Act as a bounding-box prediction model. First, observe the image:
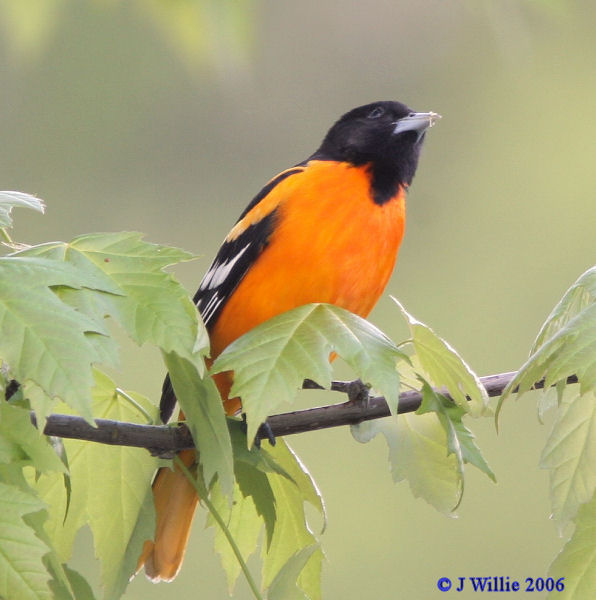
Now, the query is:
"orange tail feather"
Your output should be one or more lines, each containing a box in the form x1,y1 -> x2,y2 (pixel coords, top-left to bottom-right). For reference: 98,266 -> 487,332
136,449 -> 199,582
137,374 -> 239,582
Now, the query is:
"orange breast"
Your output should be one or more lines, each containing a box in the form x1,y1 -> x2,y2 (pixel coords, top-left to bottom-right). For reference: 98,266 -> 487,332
210,160 -> 406,361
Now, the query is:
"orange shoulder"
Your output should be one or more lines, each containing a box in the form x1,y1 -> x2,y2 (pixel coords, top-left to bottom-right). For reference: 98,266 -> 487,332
227,166 -> 306,241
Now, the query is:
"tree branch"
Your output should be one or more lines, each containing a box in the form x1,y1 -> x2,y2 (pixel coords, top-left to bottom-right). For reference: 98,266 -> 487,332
35,371 -> 578,452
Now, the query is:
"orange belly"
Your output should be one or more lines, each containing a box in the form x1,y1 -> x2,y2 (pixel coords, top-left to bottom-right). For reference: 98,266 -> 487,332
211,160 -> 406,363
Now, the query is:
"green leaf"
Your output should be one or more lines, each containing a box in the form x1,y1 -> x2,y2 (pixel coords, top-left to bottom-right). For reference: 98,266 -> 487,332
208,422 -> 313,594
548,492 -> 596,599
29,510 -> 79,600
378,413 -> 462,514
236,461 -> 277,544
0,190 -> 45,228
49,565 -> 97,600
350,419 -> 382,444
537,385 -> 563,424
268,544 -> 320,600
500,303 -> 596,416
0,403 -> 66,473
499,267 -> 596,415
208,476 -> 264,593
163,352 -> 234,496
228,420 -> 293,481
540,391 -> 596,529
0,463 -> 66,588
213,303 -> 404,442
0,480 -> 52,600
262,440 -> 324,600
273,442 -> 325,523
30,370 -> 159,598
418,380 -> 496,485
18,232 -> 208,370
229,423 -> 285,543
393,298 -> 488,416
22,381 -> 60,432
0,256 -> 114,421
534,266 -> 596,351
104,485 -> 156,600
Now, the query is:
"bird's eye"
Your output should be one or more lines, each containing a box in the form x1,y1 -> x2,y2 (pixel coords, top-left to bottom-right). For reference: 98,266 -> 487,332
367,106 -> 385,119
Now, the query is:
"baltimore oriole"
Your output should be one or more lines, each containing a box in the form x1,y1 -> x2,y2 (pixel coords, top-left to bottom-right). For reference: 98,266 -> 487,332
137,101 -> 440,581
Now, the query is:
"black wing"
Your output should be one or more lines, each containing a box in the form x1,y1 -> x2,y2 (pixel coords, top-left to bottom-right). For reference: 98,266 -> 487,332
159,166 -> 304,423
196,165 -> 305,330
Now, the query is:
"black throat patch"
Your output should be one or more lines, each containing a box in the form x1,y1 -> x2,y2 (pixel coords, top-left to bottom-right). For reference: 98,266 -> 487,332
370,163 -> 404,205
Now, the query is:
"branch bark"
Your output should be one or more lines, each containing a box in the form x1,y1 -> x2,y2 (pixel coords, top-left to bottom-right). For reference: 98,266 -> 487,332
35,371 -> 578,452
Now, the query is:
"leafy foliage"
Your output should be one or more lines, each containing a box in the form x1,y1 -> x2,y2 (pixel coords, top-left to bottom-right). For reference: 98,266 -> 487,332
540,391 -> 596,530
0,232 -> 207,429
0,403 -> 66,473
0,256 -> 115,423
260,440 -> 324,599
163,351 -> 234,496
496,265 -> 596,600
268,545 -> 321,600
418,382 -> 496,484
393,297 -> 489,416
49,565 -> 98,600
0,403 -> 76,600
208,429 -> 324,598
213,303 -> 406,442
0,210 -> 210,599
534,266 -> 596,351
352,301 -> 493,513
500,266 -> 596,410
0,190 -> 45,228
378,411 -> 462,513
0,481 -> 53,600
548,492 -> 596,600
17,232 -> 207,370
209,420 -> 289,587
30,370 -> 159,600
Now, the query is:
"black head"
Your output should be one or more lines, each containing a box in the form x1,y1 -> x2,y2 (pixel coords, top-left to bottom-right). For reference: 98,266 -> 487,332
314,101 -> 440,202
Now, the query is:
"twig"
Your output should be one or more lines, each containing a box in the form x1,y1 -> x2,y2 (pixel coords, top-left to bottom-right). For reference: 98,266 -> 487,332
33,372 -> 579,451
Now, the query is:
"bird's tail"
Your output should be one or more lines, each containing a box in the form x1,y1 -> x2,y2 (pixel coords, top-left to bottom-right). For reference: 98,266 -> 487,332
136,371 -> 239,581
136,449 -> 199,582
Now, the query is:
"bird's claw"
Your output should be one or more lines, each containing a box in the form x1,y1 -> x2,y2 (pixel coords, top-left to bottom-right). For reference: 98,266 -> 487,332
241,413 -> 276,448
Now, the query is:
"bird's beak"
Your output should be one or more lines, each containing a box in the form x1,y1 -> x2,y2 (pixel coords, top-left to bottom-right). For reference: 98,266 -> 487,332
393,112 -> 441,138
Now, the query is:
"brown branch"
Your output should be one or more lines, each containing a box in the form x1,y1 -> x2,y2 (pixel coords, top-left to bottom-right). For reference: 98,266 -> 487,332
35,372 -> 579,452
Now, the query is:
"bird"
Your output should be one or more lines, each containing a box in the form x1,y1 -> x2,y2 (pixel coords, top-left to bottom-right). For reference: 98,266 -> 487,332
136,100 -> 440,581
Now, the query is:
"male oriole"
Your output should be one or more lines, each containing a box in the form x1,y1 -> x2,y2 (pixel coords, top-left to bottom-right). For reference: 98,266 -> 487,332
137,101 -> 440,581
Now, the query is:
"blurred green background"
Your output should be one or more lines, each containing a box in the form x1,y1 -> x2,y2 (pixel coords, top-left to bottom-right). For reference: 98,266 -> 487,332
1,0 -> 595,598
